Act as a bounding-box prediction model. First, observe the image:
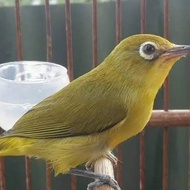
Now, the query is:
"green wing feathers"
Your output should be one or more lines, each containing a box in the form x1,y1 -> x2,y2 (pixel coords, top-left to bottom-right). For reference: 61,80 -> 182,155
4,72 -> 128,139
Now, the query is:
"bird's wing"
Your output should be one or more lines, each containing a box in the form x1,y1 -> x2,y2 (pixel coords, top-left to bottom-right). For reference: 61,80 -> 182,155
4,79 -> 127,139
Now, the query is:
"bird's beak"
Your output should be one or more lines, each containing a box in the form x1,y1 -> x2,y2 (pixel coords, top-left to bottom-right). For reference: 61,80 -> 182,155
162,45 -> 190,58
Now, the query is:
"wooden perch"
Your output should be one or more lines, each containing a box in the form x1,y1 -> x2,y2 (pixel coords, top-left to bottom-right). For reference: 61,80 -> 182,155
93,157 -> 116,190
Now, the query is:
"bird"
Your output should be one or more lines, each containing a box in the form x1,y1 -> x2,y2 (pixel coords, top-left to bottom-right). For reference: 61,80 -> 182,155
0,34 -> 190,190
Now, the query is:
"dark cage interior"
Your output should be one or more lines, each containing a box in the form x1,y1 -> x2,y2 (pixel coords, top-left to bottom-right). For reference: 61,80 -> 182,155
0,0 -> 190,190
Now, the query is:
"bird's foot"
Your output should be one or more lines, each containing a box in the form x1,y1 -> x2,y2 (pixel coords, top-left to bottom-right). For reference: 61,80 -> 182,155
85,160 -> 94,171
85,152 -> 118,171
68,169 -> 121,190
87,175 -> 120,190
105,151 -> 118,168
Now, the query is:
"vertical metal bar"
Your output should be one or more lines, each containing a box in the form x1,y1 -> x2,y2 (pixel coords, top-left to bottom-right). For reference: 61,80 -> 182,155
188,129 -> 190,190
0,157 -> 5,190
162,129 -> 169,190
139,131 -> 145,190
141,0 -> 146,34
0,128 -> 5,190
25,157 -> 32,190
140,1 -> 146,190
15,1 -> 32,190
115,0 -> 122,187
45,0 -> 53,62
65,0 -> 74,81
45,165 -> 51,190
163,0 -> 169,110
188,58 -> 190,190
116,0 -> 122,44
15,0 -> 23,61
92,0 -> 98,68
163,0 -> 169,190
44,1 -> 53,190
65,1 -> 76,189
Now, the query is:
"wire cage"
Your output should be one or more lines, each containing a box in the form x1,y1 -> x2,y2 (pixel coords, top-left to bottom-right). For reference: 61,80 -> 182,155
0,0 -> 190,190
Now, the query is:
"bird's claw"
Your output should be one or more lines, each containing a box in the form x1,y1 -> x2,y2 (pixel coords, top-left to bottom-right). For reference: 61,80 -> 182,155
85,152 -> 118,171
85,161 -> 94,171
105,151 -> 118,168
87,175 -> 121,190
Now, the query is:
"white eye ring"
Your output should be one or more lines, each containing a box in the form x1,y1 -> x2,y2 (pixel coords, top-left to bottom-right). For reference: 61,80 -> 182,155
139,41 -> 158,60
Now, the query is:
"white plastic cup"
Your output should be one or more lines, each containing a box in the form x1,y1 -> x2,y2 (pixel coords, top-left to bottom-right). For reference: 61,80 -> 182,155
0,61 -> 70,131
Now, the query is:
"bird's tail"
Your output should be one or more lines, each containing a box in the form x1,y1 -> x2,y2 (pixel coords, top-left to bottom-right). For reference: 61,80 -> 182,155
0,136 -> 34,156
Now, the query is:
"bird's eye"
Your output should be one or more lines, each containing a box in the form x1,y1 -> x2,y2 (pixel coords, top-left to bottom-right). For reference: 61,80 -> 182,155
139,41 -> 158,60
142,44 -> 156,55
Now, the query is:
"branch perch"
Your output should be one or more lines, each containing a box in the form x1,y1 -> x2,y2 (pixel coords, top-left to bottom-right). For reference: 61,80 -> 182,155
93,157 -> 116,190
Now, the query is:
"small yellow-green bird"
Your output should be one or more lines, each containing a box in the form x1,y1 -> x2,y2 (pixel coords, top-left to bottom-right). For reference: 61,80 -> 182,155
0,34 -> 190,190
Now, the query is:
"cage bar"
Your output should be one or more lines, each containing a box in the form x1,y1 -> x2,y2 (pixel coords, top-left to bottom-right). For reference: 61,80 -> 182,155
163,0 -> 170,189
45,164 -> 51,190
115,0 -> 123,187
65,1 -> 76,189
25,157 -> 32,190
149,110 -> 190,126
163,128 -> 169,190
15,0 -> 23,61
140,0 -> 146,34
0,123 -> 5,190
139,131 -> 145,190
18,33 -> 32,190
188,58 -> 190,190
163,0 -> 170,110
0,157 -> 5,190
92,0 -> 98,68
15,1 -> 32,190
45,0 -> 53,62
65,0 -> 74,81
44,1 -> 53,190
140,0 -> 146,190
115,0 -> 122,44
189,130 -> 190,190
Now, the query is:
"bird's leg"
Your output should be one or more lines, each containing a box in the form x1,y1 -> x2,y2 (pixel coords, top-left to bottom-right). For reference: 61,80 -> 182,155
85,151 -> 118,171
68,168 -> 121,190
105,151 -> 118,168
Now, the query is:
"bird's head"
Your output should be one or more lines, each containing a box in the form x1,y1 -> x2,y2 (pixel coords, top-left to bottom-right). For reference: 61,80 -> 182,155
118,34 -> 190,64
105,34 -> 190,95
